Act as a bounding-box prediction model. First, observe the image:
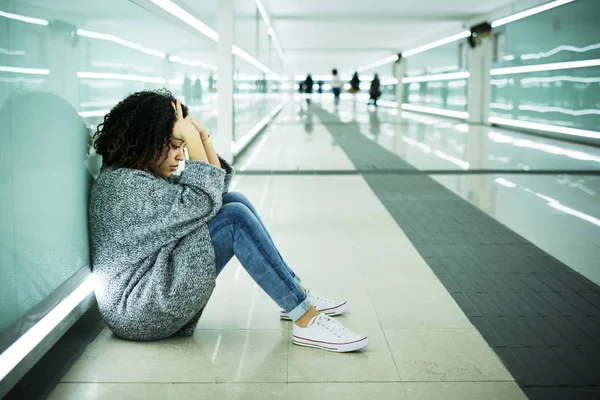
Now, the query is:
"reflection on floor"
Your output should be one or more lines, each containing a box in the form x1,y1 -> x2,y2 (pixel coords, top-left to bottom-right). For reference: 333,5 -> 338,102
51,97 -> 600,399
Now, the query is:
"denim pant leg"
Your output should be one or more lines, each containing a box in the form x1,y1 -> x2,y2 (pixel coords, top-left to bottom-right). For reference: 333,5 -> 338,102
221,192 -> 301,284
208,202 -> 312,321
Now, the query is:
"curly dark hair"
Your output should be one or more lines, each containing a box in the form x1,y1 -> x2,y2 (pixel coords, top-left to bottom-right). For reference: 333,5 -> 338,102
93,89 -> 188,169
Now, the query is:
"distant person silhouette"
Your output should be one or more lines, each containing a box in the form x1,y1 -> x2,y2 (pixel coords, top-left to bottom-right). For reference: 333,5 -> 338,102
331,69 -> 342,106
304,74 -> 313,104
369,73 -> 381,106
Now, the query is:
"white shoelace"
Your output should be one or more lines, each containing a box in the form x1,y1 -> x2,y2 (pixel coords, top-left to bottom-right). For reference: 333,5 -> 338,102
314,314 -> 348,339
307,289 -> 335,306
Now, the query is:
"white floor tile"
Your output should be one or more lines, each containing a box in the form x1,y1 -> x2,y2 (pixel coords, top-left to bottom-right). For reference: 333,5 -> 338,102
403,382 -> 527,400
287,329 -> 400,383
385,329 -> 514,382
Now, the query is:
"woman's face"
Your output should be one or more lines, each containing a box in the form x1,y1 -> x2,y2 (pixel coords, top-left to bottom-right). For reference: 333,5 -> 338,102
149,137 -> 185,178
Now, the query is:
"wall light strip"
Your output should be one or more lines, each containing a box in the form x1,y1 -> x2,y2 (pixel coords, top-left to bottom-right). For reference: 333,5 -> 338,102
495,178 -> 518,188
149,0 -> 219,42
0,77 -> 44,84
0,10 -> 48,26
402,103 -> 469,119
357,55 -> 399,72
402,71 -> 470,83
77,29 -> 166,58
491,59 -> 600,75
0,276 -> 95,382
489,116 -> 600,140
232,45 -> 269,73
149,0 -> 272,73
491,0 -> 574,28
78,110 -> 110,118
168,55 -> 217,71
77,71 -> 166,84
518,104 -> 600,116
521,43 -> 600,61
403,31 -> 471,58
0,66 -> 50,75
255,0 -> 284,61
232,99 -> 287,155
0,48 -> 26,56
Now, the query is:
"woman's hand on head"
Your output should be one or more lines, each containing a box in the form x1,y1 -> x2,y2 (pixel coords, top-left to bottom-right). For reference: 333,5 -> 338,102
171,99 -> 199,142
189,117 -> 210,141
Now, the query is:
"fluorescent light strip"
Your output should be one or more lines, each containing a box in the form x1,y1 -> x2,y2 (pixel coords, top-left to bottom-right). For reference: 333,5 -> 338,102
232,114 -> 271,155
357,55 -> 399,72
150,0 -> 272,73
0,76 -> 44,84
521,43 -> 600,61
518,104 -> 600,116
168,55 -> 216,71
270,33 -> 285,61
426,65 -> 460,74
495,178 -> 518,188
77,71 -> 166,84
0,48 -> 26,56
491,0 -> 574,28
433,149 -> 470,170
488,131 -> 600,163
0,10 -> 48,26
232,100 -> 287,155
90,61 -> 154,74
402,103 -> 469,119
0,66 -> 50,75
489,116 -> 600,140
491,59 -> 600,75
80,100 -> 119,108
255,0 -> 284,61
255,0 -> 271,27
403,31 -> 471,57
521,75 -> 600,84
149,0 -> 219,42
402,71 -> 470,83
77,29 -> 165,58
233,46 -> 269,73
0,276 -> 95,382
490,102 -> 514,110
79,110 -> 110,118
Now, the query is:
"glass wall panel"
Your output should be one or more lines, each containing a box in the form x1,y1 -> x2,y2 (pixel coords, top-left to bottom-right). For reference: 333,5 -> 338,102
0,0 -> 217,335
233,0 -> 282,143
403,41 -> 468,113
491,0 -> 600,131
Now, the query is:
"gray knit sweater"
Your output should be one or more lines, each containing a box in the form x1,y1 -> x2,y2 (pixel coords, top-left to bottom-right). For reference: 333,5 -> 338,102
89,157 -> 233,341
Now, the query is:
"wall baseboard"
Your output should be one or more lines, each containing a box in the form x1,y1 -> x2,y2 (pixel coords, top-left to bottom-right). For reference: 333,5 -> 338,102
4,303 -> 105,400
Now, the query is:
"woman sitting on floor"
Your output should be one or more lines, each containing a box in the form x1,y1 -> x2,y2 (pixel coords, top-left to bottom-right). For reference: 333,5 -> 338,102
89,89 -> 368,352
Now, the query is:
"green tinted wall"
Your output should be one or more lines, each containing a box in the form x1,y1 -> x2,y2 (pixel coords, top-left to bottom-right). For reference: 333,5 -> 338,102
0,0 -> 219,334
491,0 -> 600,131
403,41 -> 468,113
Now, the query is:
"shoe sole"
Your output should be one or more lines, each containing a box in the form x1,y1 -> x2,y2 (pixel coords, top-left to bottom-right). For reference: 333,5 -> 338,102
292,335 -> 368,353
280,301 -> 347,321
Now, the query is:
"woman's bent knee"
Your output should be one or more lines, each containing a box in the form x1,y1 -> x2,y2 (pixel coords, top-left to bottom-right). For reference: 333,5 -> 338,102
223,191 -> 250,206
220,202 -> 253,220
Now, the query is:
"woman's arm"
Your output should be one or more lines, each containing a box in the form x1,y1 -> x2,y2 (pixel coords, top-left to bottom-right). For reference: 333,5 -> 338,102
190,117 -> 222,169
173,100 -> 209,163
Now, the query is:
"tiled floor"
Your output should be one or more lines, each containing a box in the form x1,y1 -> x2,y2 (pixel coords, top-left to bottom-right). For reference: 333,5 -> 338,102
50,98 -> 600,399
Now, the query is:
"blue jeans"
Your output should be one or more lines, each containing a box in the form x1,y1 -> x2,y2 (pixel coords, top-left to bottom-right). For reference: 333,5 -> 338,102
332,88 -> 341,105
207,192 -> 312,321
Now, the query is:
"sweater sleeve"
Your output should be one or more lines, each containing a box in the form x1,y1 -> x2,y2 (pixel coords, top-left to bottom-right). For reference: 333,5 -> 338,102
110,160 -> 226,246
218,155 -> 235,195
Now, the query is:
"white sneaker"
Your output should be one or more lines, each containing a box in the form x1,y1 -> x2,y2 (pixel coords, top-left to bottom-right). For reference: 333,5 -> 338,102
280,289 -> 347,320
292,313 -> 368,352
